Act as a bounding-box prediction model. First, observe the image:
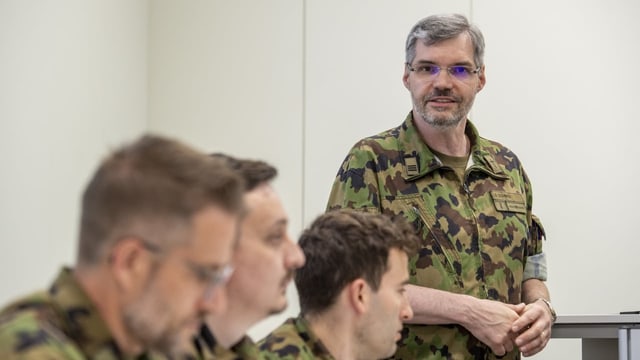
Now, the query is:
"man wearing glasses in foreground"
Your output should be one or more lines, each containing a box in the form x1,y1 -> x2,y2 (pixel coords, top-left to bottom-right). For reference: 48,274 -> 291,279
327,14 -> 554,359
0,135 -> 245,359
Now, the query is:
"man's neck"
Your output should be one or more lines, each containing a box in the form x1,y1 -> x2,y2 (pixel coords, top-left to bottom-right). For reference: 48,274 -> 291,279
412,112 -> 469,157
307,311 -> 356,360
207,305 -> 259,348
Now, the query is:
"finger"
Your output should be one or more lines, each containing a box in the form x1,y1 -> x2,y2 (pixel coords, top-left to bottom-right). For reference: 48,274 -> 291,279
512,318 -> 533,333
522,341 -> 545,357
521,329 -> 548,356
515,322 -> 547,345
504,340 -> 514,353
511,311 -> 537,333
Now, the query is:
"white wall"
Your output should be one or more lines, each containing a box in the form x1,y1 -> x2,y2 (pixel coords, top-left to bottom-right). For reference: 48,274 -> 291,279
147,0 -> 304,338
0,0 -> 148,303
2,1 -> 640,359
473,2 -> 640,355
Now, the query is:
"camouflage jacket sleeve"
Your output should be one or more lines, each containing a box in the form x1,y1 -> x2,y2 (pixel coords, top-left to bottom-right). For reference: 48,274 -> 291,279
326,143 -> 384,214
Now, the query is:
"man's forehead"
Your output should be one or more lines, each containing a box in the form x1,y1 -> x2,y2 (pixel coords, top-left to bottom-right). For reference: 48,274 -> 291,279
416,33 -> 474,60
244,182 -> 276,202
241,185 -> 288,230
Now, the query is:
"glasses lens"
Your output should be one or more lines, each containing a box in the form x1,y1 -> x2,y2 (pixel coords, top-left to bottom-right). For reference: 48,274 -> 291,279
424,65 -> 439,76
186,262 -> 233,285
449,66 -> 471,80
215,265 -> 234,285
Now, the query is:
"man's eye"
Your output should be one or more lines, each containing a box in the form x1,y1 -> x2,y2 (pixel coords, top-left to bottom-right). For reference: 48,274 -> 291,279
267,234 -> 285,245
418,65 -> 437,74
450,66 -> 470,75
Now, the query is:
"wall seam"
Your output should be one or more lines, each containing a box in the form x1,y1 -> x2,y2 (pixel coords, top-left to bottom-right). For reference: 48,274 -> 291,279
300,0 -> 307,231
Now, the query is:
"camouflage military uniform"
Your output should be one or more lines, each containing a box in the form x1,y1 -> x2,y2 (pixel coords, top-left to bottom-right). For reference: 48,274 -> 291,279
257,317 -> 334,360
192,324 -> 263,360
326,113 -> 546,360
0,267 -> 164,360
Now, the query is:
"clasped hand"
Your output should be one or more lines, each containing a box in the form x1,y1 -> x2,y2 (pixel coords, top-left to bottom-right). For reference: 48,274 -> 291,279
464,299 -> 553,357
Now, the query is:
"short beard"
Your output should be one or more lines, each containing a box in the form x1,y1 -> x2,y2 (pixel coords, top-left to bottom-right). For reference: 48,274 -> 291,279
122,277 -> 182,357
416,107 -> 463,130
414,89 -> 472,130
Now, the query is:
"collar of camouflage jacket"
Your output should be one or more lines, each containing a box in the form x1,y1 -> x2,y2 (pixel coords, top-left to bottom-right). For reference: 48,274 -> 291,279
400,112 -> 509,181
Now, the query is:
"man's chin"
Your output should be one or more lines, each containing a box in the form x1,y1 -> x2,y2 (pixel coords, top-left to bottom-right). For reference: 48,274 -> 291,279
169,332 -> 199,358
427,117 -> 461,130
267,299 -> 288,316
383,346 -> 397,359
416,110 -> 462,129
160,323 -> 199,356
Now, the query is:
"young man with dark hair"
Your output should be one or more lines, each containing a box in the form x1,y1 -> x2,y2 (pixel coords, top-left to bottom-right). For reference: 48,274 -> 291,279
259,209 -> 419,360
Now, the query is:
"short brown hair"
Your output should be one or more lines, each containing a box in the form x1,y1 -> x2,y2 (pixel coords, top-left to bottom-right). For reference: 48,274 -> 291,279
77,135 -> 245,265
296,209 -> 419,316
209,153 -> 277,191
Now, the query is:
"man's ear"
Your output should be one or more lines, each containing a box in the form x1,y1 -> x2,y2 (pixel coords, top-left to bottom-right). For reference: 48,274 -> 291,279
108,237 -> 152,292
476,65 -> 486,92
347,278 -> 371,315
402,66 -> 411,90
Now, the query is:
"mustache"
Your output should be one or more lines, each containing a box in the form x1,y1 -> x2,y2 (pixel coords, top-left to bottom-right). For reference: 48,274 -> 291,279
424,89 -> 460,101
281,270 -> 295,287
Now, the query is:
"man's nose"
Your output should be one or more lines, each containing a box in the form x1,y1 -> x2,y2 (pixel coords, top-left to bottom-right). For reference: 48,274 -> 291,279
285,236 -> 306,269
400,296 -> 414,321
432,68 -> 454,89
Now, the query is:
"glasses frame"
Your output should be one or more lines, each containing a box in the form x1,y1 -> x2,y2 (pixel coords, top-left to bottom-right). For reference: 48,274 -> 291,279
184,261 -> 234,300
406,63 -> 481,82
138,238 -> 234,301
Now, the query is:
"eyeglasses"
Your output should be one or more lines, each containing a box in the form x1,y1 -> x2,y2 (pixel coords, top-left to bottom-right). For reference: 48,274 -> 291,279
139,238 -> 234,300
184,261 -> 234,300
406,63 -> 480,82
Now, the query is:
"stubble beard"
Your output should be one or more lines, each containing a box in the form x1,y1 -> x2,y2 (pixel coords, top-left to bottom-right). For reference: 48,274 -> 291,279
417,106 -> 463,129
267,271 -> 295,316
414,91 -> 474,130
122,283 -> 184,357
354,312 -> 397,359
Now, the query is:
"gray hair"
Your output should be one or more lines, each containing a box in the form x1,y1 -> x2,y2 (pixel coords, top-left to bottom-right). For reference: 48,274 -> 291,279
405,13 -> 485,68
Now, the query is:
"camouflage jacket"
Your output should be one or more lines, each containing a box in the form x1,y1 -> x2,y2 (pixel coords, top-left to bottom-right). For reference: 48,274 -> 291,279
0,267 -> 163,360
257,317 -> 334,360
326,113 -> 546,360
192,324 -> 262,360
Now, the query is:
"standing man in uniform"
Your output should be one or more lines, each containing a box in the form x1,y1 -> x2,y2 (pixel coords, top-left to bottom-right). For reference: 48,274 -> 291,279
193,154 -> 306,359
0,135 -> 245,359
326,14 -> 555,359
258,209 -> 419,360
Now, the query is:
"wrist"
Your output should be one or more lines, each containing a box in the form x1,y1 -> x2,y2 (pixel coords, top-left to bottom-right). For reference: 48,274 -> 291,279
535,297 -> 557,323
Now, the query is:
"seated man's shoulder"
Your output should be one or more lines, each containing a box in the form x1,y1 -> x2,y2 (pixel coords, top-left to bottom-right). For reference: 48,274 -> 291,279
258,318 -> 322,360
0,293 -> 83,359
